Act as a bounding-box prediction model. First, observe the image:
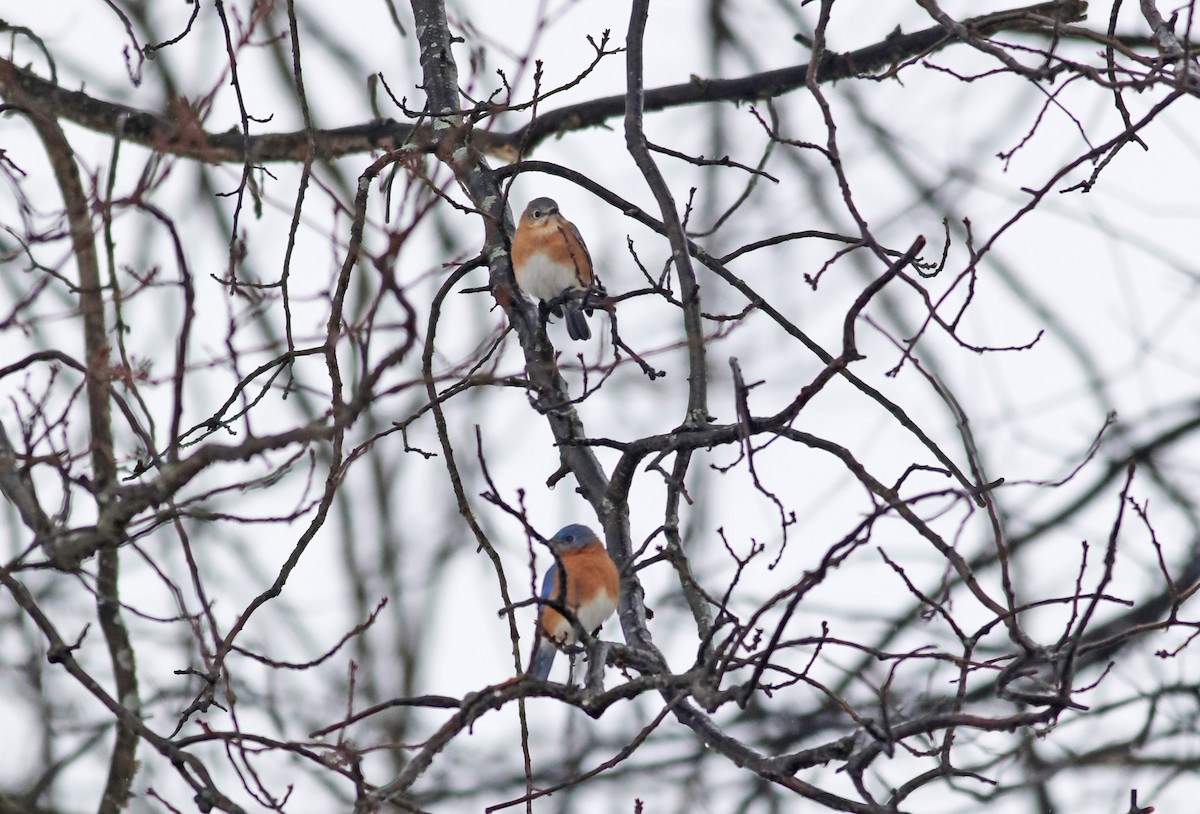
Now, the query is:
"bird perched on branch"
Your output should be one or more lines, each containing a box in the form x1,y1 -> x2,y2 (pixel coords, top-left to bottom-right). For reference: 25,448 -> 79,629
529,523 -> 620,681
511,197 -> 604,341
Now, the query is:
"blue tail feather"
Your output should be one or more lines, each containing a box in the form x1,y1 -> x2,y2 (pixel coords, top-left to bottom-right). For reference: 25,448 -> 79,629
530,637 -> 556,680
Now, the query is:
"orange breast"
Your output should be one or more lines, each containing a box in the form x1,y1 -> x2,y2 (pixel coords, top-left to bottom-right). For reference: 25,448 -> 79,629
539,543 -> 620,644
512,221 -> 588,279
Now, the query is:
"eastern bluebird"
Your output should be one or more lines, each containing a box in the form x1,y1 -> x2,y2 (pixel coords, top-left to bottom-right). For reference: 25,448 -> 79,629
510,197 -> 602,341
529,523 -> 620,681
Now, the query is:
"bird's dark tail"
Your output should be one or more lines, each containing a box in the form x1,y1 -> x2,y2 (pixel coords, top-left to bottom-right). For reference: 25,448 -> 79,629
565,305 -> 591,341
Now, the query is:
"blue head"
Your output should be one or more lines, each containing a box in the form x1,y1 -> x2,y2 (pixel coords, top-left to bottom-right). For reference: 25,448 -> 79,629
549,524 -> 598,550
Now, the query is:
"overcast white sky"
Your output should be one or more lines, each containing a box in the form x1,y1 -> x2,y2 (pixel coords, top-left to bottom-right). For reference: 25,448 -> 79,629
3,1 -> 1199,812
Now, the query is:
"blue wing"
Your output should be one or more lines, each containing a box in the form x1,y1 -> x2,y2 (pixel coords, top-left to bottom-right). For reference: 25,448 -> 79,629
539,562 -> 559,601
529,563 -> 560,680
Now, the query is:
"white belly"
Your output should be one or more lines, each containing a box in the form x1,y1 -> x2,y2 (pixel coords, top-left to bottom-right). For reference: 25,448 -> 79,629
516,251 -> 575,301
549,591 -> 617,644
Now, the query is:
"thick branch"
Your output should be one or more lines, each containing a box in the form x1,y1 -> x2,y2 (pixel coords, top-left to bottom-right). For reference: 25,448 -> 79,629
0,2 -> 1089,164
3,68 -> 141,814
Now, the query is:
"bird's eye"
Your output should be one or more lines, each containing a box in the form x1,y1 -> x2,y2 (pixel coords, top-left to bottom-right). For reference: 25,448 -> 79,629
532,209 -> 543,218
565,534 -> 575,543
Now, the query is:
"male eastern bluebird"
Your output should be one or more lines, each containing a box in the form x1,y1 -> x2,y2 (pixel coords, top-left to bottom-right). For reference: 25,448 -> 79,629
529,523 -> 620,681
510,197 -> 602,341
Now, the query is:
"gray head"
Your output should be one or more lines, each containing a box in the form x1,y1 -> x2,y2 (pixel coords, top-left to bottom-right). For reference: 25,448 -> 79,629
549,523 -> 598,550
521,197 -> 560,223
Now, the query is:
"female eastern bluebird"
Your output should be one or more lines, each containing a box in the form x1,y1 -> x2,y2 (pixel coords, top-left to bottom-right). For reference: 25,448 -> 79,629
510,197 -> 602,341
529,523 -> 620,681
